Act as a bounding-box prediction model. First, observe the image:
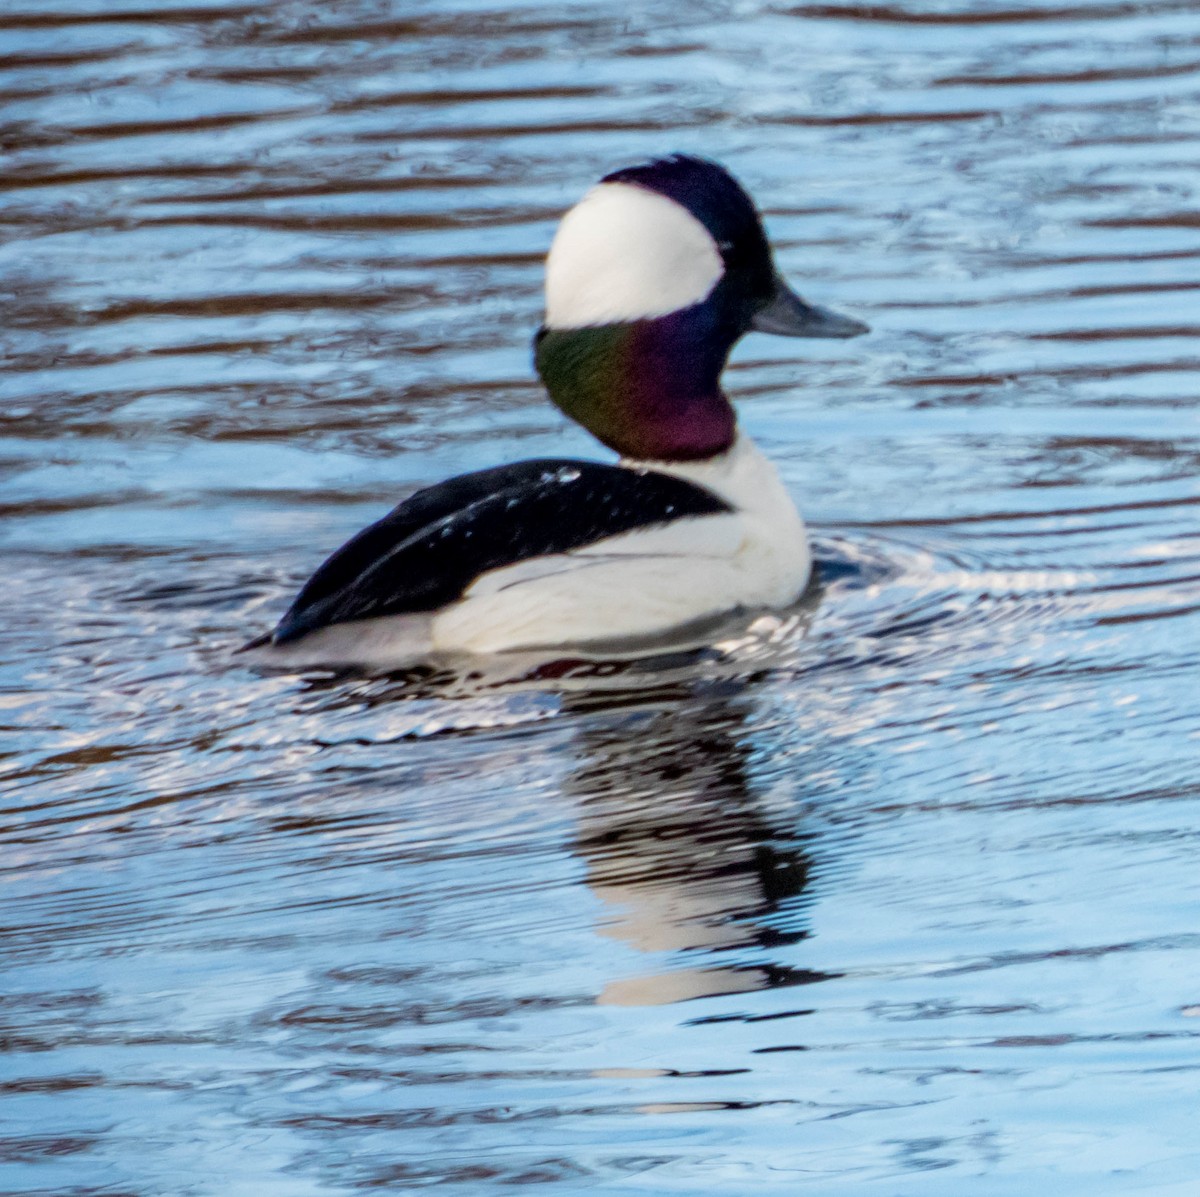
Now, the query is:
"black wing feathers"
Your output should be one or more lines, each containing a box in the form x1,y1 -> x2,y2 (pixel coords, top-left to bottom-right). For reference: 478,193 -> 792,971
271,459 -> 731,644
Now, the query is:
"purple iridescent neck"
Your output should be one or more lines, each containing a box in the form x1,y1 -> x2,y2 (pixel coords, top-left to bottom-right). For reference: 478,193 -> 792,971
534,298 -> 739,463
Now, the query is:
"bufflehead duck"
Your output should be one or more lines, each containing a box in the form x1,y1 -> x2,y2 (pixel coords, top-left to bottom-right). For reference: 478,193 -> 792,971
245,155 -> 867,667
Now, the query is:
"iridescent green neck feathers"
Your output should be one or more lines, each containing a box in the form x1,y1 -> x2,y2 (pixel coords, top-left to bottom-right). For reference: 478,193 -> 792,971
534,309 -> 737,462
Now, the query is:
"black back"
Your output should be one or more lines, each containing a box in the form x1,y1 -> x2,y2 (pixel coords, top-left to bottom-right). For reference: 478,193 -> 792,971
266,458 -> 732,644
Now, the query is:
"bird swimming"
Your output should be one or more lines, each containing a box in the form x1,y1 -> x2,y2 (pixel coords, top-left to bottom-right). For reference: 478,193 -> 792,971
243,154 -> 867,668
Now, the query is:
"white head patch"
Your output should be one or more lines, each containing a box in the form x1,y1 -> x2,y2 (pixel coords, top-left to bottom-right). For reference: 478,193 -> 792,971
544,182 -> 724,329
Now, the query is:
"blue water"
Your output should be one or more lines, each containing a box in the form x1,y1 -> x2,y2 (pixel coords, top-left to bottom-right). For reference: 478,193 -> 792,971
4,0 -> 1200,1192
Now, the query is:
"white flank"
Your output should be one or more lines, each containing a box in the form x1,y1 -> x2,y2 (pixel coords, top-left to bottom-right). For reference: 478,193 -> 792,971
431,434 -> 811,655
245,613 -> 436,671
544,182 -> 724,327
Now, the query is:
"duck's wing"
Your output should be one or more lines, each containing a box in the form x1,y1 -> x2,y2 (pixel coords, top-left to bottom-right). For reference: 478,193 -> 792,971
256,459 -> 731,645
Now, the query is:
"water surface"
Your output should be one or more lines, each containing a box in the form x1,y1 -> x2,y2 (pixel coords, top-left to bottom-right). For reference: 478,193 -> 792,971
4,0 -> 1200,1192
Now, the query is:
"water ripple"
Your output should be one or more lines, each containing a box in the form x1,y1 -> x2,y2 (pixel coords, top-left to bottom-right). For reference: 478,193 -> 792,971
5,0 -> 1200,1192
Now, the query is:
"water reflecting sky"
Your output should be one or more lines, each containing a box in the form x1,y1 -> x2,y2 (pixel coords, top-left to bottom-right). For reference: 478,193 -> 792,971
4,0 -> 1200,1192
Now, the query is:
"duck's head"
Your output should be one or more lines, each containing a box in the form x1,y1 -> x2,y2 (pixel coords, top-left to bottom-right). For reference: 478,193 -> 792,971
534,154 -> 867,462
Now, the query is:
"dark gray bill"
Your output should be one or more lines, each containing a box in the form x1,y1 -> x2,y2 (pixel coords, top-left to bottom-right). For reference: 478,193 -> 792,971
751,276 -> 868,338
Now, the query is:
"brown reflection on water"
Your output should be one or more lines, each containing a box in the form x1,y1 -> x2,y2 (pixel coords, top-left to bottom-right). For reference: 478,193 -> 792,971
563,689 -> 834,1006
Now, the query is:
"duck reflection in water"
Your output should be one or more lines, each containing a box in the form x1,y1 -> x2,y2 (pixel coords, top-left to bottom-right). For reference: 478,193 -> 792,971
563,684 -> 837,1006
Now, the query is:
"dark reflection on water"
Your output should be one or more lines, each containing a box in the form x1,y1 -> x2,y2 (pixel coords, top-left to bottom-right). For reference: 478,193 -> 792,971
6,0 -> 1200,1191
567,687 -> 836,1006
